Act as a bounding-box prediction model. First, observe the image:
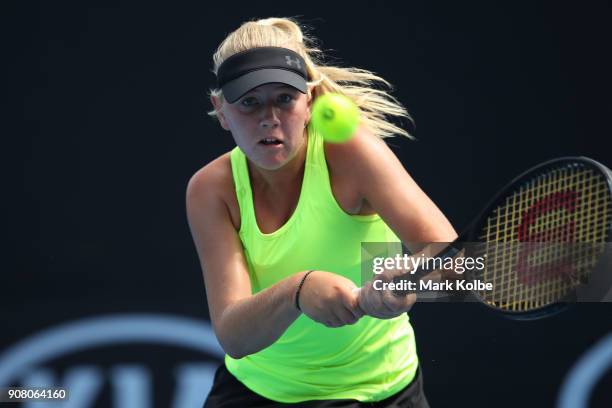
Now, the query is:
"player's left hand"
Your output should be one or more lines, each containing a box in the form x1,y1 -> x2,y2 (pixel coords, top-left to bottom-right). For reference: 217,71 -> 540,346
355,268 -> 416,319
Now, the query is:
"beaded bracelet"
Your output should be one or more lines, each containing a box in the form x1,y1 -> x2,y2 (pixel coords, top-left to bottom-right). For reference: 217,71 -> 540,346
295,270 -> 315,311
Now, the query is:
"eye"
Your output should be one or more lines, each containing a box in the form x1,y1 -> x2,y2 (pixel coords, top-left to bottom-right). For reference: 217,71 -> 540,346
277,93 -> 295,104
240,96 -> 259,107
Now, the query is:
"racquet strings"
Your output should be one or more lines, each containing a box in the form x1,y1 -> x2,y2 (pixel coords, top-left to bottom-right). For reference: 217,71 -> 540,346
474,163 -> 611,312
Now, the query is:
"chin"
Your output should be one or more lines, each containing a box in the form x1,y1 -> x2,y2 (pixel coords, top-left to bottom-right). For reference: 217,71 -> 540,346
248,139 -> 304,171
252,147 -> 295,170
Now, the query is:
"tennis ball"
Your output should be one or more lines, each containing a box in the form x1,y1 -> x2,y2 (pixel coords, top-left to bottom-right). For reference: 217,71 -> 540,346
310,93 -> 360,143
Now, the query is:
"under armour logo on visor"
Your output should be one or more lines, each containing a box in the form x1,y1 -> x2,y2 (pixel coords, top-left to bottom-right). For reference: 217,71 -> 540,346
285,56 -> 302,69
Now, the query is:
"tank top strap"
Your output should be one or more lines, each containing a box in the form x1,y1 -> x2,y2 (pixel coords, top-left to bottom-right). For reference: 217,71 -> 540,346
229,146 -> 255,236
301,126 -> 334,204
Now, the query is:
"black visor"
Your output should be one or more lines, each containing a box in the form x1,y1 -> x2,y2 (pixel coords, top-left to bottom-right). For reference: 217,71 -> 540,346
216,47 -> 308,103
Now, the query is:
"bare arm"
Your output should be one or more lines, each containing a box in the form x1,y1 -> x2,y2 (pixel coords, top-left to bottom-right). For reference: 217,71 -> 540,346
186,163 -> 304,358
348,128 -> 457,246
326,127 -> 458,317
186,160 -> 361,358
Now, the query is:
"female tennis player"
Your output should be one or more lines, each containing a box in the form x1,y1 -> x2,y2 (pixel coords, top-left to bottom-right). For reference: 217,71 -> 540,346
186,17 -> 457,407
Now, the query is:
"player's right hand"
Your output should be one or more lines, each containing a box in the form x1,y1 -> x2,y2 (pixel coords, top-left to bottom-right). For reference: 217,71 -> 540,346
298,271 -> 365,328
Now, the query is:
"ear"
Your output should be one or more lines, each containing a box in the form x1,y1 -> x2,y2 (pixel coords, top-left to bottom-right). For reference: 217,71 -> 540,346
211,95 -> 230,131
304,88 -> 313,126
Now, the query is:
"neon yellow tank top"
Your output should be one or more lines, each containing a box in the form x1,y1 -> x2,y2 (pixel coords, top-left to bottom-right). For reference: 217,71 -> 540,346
226,127 -> 418,403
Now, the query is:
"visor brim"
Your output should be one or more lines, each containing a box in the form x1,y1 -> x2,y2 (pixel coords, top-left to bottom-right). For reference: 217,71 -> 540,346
222,69 -> 307,103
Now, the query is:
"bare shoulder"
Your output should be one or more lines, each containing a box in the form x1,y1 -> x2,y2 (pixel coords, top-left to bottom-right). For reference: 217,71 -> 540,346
187,153 -> 231,199
324,127 -> 398,187
186,152 -> 240,230
323,127 -> 396,214
324,126 -> 395,176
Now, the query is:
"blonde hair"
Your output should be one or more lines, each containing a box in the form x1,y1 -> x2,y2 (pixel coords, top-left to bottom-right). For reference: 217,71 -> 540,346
208,17 -> 413,139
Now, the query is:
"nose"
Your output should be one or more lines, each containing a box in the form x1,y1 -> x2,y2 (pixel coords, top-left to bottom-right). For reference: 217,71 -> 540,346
259,103 -> 280,129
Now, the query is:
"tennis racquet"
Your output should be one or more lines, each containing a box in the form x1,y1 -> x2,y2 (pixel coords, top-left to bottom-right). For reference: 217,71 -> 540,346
360,157 -> 612,320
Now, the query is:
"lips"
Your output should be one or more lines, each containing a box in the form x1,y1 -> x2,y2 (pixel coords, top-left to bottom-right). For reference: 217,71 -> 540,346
259,137 -> 283,145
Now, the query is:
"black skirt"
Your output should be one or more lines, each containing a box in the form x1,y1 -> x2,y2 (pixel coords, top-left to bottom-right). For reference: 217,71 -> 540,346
204,364 -> 430,408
